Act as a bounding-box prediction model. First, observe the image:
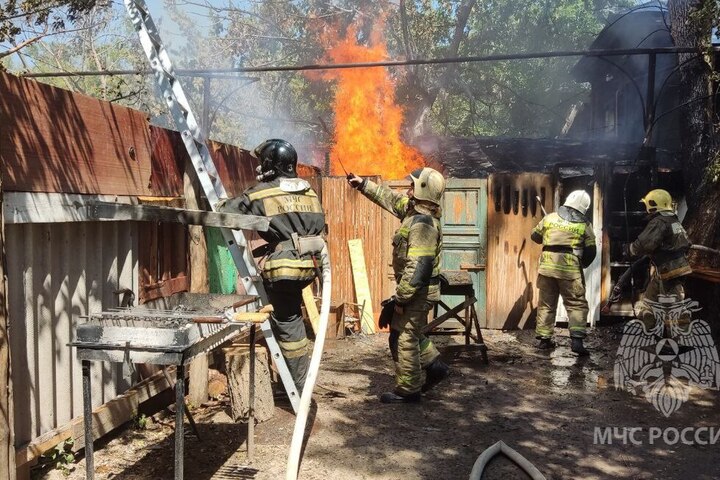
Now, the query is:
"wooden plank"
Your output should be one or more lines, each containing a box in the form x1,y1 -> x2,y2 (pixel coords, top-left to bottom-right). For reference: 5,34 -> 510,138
87,203 -> 270,231
15,368 -> 174,467
0,180 -> 16,479
142,276 -> 189,303
302,286 -> 320,333
423,297 -> 477,333
348,239 -> 375,334
4,192 -> 136,224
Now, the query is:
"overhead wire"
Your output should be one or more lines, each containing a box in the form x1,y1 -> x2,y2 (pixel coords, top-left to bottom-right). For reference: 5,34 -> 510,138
19,46 -> 714,78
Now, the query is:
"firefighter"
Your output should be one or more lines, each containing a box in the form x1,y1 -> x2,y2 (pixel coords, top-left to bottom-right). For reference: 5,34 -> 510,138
217,139 -> 325,394
624,189 -> 692,329
531,190 -> 596,355
347,168 -> 450,403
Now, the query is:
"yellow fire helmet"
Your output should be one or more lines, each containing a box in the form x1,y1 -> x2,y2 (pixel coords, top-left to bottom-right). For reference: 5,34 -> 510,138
640,189 -> 673,213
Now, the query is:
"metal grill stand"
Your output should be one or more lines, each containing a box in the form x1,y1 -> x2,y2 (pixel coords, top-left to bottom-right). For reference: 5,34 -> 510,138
72,306 -> 257,480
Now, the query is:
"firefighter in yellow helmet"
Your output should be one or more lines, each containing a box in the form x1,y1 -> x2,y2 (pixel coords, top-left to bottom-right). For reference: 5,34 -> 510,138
217,139 -> 325,394
347,167 -> 449,403
624,189 -> 692,329
531,190 -> 597,355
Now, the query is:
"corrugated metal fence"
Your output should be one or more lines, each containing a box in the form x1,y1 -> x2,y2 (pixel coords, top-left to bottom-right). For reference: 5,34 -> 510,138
5,221 -> 138,447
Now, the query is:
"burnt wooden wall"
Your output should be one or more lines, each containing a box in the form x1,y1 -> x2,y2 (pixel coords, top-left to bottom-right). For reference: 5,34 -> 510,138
486,173 -> 553,329
322,176 -> 387,326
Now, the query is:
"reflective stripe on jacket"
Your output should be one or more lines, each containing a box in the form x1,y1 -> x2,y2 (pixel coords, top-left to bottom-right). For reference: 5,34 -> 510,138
630,212 -> 692,280
218,177 -> 325,283
531,210 -> 596,280
361,180 -> 442,303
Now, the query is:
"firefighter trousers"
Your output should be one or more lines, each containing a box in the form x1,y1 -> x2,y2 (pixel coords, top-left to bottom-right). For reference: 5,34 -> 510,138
536,274 -> 588,339
389,296 -> 440,395
638,275 -> 687,331
266,281 -> 311,394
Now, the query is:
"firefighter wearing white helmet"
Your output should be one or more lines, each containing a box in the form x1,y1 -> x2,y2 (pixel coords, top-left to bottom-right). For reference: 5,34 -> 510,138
625,189 -> 692,329
347,167 -> 449,403
531,189 -> 596,355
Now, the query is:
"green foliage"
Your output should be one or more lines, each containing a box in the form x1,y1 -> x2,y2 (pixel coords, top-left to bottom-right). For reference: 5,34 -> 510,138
2,3 -> 163,115
38,438 -> 76,476
391,0 -> 634,137
133,411 -> 149,430
164,0 -> 635,143
0,0 -> 101,57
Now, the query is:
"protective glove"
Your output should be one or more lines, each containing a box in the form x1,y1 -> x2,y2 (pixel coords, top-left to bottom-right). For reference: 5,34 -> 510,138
379,297 -> 396,329
621,243 -> 632,260
346,173 -> 366,190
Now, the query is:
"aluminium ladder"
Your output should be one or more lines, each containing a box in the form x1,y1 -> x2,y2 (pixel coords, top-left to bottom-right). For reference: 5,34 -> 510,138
123,0 -> 301,413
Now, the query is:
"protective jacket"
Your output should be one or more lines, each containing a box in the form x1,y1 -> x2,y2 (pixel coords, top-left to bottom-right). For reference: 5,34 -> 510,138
218,177 -> 325,284
630,211 -> 691,280
359,179 -> 442,304
531,206 -> 597,280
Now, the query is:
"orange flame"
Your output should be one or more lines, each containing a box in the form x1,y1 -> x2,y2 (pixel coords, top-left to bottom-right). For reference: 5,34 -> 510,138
322,24 -> 424,179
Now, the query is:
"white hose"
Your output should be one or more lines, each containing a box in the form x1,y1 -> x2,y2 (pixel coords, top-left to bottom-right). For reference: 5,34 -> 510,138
285,244 -> 332,480
469,441 -> 546,480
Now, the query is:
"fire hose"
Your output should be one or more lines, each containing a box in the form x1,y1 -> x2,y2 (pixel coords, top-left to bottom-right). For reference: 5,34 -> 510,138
469,441 -> 546,480
286,243 -> 332,480
600,244 -> 720,314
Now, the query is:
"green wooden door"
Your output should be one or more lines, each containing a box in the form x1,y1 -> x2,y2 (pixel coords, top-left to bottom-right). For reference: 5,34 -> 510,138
440,178 -> 487,326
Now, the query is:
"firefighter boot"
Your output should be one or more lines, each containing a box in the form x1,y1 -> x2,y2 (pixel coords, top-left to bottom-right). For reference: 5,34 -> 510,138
571,337 -> 590,356
537,338 -> 556,350
422,358 -> 450,393
379,391 -> 422,404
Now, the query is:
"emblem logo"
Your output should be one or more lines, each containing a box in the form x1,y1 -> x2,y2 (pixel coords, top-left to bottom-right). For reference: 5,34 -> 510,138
614,295 -> 720,417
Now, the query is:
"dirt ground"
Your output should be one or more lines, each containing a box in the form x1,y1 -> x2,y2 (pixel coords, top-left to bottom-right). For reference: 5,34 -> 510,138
36,325 -> 720,480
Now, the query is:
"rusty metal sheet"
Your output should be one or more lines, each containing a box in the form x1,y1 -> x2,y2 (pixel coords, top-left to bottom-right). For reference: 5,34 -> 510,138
0,73 -> 268,199
486,173 -> 553,329
0,72 -> 153,196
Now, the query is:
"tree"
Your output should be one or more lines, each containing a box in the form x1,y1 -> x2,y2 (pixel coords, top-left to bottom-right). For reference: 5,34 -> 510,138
0,0 -> 103,61
161,0 -> 634,145
668,0 -> 720,322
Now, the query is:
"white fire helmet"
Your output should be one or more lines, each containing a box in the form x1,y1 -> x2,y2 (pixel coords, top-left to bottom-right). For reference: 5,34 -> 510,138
408,167 -> 446,206
563,190 -> 591,215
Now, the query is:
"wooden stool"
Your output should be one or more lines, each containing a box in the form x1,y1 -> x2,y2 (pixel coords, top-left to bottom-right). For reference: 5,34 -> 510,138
423,270 -> 488,364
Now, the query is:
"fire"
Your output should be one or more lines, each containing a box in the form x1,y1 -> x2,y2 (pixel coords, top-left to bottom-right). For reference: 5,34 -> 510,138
321,24 -> 424,179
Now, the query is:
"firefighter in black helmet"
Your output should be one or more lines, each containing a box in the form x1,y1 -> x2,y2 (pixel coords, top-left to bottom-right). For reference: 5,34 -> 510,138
217,139 -> 325,394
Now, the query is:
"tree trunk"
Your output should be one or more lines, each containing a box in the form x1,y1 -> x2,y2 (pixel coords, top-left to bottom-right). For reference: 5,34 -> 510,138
402,0 -> 477,139
224,346 -> 274,423
668,0 -> 720,326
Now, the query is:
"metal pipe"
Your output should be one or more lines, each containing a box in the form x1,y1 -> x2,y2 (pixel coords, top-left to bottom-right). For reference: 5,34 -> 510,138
161,367 -> 201,441
20,46 -> 711,78
82,361 -> 94,480
248,325 -> 256,462
175,364 -> 185,480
